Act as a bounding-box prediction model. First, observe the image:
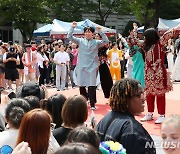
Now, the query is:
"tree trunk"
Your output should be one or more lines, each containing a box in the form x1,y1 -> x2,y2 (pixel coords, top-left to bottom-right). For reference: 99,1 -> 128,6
144,0 -> 161,30
20,30 -> 27,43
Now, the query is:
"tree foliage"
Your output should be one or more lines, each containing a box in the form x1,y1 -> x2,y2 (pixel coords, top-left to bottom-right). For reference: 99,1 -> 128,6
48,0 -> 131,26
129,0 -> 161,30
0,0 -> 50,42
129,0 -> 180,30
85,0 -> 131,26
48,0 -> 85,22
159,0 -> 180,19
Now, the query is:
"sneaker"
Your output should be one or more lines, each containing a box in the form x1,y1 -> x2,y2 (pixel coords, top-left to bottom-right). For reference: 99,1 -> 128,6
140,113 -> 153,122
90,107 -> 96,110
155,115 -> 165,124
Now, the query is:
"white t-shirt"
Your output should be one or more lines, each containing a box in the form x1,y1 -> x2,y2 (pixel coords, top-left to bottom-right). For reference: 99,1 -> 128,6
36,52 -> 48,68
53,51 -> 70,64
47,133 -> 60,154
0,129 -> 19,149
0,129 -> 60,153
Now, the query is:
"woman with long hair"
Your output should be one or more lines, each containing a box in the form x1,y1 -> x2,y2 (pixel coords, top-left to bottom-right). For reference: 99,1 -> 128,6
36,45 -> 49,85
95,33 -> 113,99
141,25 -> 180,124
15,44 -> 24,85
16,109 -> 59,154
53,95 -> 88,146
126,36 -> 145,88
41,93 -> 67,128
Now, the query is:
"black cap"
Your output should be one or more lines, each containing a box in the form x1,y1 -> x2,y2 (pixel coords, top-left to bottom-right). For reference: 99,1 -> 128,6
8,41 -> 13,46
25,44 -> 32,48
16,81 -> 45,100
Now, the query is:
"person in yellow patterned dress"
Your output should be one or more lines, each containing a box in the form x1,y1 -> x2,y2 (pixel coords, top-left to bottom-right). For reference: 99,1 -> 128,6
107,42 -> 123,81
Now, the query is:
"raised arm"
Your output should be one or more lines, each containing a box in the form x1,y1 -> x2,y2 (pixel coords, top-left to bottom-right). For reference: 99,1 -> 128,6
67,21 -> 80,45
96,26 -> 109,47
160,25 -> 180,46
118,33 -> 129,50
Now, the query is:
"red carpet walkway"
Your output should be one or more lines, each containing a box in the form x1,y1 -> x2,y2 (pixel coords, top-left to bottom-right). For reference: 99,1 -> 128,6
47,82 -> 180,136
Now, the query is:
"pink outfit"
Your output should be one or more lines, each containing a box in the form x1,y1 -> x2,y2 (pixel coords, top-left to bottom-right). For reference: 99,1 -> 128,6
71,49 -> 78,66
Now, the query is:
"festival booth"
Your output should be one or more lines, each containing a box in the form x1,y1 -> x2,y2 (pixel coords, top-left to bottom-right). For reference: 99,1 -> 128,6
33,24 -> 53,37
158,18 -> 180,35
138,18 -> 180,35
50,19 -> 116,39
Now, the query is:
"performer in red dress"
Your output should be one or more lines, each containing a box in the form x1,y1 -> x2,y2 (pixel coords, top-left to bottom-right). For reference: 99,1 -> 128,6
141,25 -> 180,124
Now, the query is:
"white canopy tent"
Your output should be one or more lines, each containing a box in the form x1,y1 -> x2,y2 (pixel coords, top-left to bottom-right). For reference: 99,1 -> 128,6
50,19 -> 83,35
158,18 -> 180,31
138,18 -> 180,33
50,19 -> 116,38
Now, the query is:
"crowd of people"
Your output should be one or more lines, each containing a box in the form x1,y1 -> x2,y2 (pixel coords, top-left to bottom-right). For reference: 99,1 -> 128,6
0,39 -> 78,92
0,79 -> 179,154
0,22 -> 180,154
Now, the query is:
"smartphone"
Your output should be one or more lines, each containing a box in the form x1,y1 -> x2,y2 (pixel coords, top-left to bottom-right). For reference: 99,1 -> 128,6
8,92 -> 16,99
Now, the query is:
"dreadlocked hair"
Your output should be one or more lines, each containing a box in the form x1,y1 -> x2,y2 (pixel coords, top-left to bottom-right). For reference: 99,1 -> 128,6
109,78 -> 140,113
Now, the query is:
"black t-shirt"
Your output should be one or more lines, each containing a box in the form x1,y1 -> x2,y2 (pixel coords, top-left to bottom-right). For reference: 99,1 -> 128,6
53,126 -> 72,146
5,53 -> 18,69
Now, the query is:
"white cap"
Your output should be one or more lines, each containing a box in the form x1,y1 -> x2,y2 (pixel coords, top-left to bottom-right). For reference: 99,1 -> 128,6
58,39 -> 63,43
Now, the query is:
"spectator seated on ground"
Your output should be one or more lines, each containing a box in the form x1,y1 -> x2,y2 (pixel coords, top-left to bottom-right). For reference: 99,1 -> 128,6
16,81 -> 46,100
161,115 -> 180,154
96,78 -> 156,154
40,93 -> 67,129
16,109 -> 59,154
24,95 -> 40,110
66,126 -> 100,150
0,98 -> 30,149
53,95 -> 88,146
55,142 -> 100,154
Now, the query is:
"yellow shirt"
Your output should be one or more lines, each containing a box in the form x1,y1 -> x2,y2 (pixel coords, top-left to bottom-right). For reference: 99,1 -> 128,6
108,49 -> 123,68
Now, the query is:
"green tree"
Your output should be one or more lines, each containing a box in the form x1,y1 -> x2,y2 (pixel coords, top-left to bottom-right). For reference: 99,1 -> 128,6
0,0 -> 50,42
159,0 -> 180,19
49,0 -> 85,22
85,0 -> 131,26
130,0 -> 161,30
129,0 -> 180,30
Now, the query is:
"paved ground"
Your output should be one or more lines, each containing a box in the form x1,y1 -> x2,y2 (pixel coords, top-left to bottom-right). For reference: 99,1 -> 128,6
0,82 -> 180,154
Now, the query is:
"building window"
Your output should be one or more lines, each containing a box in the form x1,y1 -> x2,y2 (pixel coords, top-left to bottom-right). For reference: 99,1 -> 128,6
0,29 -> 13,42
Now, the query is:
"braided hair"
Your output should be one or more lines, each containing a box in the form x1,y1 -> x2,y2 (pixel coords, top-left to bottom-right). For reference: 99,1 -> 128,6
109,78 -> 140,113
